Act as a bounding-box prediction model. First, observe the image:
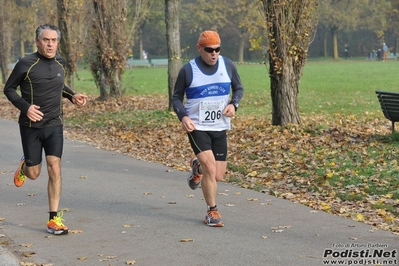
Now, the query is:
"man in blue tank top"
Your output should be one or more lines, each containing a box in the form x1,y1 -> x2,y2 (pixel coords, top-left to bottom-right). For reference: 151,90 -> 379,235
172,30 -> 244,227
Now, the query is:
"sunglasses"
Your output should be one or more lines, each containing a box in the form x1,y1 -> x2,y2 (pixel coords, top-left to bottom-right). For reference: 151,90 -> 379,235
203,47 -> 221,53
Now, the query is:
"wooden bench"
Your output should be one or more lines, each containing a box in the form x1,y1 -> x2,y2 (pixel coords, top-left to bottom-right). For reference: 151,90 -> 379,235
376,90 -> 399,132
151,58 -> 168,67
126,59 -> 151,68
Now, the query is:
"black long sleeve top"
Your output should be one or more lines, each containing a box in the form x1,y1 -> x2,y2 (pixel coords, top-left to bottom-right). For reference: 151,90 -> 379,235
4,52 -> 75,128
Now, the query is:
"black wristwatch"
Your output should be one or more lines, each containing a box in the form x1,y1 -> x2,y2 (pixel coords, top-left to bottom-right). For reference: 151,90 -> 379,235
229,100 -> 239,111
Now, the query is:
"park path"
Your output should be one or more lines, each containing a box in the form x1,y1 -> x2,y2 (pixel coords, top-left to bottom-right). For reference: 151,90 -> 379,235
0,118 -> 397,266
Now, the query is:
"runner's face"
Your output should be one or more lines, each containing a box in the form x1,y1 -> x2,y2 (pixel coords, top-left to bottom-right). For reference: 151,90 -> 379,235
36,29 -> 59,59
197,44 -> 220,66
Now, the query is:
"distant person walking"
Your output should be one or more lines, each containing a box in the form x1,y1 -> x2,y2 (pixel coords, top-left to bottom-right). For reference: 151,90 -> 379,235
382,43 -> 388,61
172,30 -> 244,227
344,44 -> 349,59
3,23 -> 88,235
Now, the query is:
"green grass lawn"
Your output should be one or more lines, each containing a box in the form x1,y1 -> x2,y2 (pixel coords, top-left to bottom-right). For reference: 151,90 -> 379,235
73,59 -> 398,118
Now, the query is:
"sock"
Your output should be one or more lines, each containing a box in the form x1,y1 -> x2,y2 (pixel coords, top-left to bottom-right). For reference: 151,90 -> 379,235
209,205 -> 217,211
49,211 -> 57,221
20,163 -> 25,175
196,165 -> 202,174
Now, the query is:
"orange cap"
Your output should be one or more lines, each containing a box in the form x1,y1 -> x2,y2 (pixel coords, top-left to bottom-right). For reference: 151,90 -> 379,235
197,31 -> 221,47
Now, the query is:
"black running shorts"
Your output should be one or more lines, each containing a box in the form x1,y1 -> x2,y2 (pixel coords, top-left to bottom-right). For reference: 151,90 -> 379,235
19,125 -> 64,166
187,130 -> 228,161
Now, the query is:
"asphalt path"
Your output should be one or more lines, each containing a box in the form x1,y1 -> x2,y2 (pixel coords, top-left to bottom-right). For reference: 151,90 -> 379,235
0,118 -> 398,266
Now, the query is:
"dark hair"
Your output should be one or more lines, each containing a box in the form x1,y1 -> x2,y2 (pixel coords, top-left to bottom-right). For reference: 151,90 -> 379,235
35,24 -> 61,40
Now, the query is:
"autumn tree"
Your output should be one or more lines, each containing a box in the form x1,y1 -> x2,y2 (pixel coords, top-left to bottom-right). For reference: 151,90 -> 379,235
88,0 -> 150,99
260,0 -> 318,126
57,0 -> 88,88
0,0 -> 13,81
318,0 -> 390,59
182,0 -> 261,62
165,0 -> 182,111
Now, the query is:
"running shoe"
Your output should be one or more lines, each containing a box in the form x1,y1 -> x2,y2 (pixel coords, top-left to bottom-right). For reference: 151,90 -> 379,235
47,211 -> 69,235
188,157 -> 202,190
14,156 -> 27,187
204,208 -> 224,227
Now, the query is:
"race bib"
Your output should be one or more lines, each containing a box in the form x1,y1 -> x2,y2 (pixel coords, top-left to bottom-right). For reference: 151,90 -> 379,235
199,100 -> 224,124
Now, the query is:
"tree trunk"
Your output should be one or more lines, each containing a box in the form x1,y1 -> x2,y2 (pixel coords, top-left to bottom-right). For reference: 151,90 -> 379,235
261,0 -> 317,126
270,59 -> 301,125
323,31 -> 328,57
332,30 -> 339,59
238,38 -> 245,63
0,0 -> 12,81
165,0 -> 182,111
57,0 -> 73,88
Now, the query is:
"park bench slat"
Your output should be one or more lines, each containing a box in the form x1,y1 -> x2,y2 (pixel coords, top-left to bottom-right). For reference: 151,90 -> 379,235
376,90 -> 399,132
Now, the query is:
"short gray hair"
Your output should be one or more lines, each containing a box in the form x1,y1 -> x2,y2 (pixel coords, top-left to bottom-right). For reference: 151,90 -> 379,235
35,23 -> 61,40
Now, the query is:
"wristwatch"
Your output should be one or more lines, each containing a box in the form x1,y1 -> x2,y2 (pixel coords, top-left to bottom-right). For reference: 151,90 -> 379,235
229,100 -> 239,111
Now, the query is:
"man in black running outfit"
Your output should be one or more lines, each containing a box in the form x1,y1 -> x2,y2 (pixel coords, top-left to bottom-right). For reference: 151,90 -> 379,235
172,30 -> 244,227
3,23 -> 88,235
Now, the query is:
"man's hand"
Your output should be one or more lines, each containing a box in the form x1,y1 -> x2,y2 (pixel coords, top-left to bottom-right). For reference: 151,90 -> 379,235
72,93 -> 88,107
27,105 -> 44,122
223,104 -> 236,118
181,116 -> 196,132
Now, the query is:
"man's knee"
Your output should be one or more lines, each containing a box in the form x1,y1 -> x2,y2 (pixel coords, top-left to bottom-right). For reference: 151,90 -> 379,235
25,165 -> 41,180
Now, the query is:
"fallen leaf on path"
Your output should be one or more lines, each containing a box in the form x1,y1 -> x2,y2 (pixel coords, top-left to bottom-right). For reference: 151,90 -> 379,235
225,203 -> 235,207
127,260 -> 137,265
144,192 -> 153,195
22,251 -> 35,257
78,256 -> 88,261
246,198 -> 258,201
69,229 -> 83,234
123,224 -> 132,228
20,243 -> 33,247
27,194 -> 36,196
0,217 -> 5,221
179,238 -> 194,242
262,236 -> 268,239
20,262 -> 35,266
